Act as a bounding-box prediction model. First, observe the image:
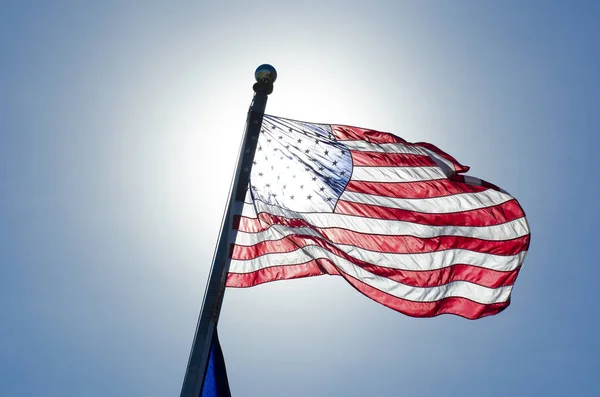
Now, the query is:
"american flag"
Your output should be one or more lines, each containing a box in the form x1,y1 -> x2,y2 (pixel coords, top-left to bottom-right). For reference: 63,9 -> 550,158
226,115 -> 530,319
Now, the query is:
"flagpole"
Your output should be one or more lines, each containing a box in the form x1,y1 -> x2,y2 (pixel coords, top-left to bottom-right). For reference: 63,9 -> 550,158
180,65 -> 277,397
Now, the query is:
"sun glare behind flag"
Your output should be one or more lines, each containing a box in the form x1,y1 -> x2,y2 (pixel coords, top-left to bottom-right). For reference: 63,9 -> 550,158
226,114 -> 530,319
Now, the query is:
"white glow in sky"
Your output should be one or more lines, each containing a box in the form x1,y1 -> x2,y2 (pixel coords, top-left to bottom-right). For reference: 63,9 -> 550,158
2,2 -> 599,396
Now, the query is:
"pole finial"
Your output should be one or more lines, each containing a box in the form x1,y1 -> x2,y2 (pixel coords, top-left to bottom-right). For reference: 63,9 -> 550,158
255,64 -> 277,84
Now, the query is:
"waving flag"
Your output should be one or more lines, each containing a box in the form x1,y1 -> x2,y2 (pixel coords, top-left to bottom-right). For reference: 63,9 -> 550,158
226,115 -> 530,319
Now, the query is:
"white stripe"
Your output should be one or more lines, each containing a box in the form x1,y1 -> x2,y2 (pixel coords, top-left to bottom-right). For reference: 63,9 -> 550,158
233,225 -> 526,271
236,199 -> 530,241
239,201 -> 256,218
229,246 -> 513,304
234,221 -> 526,248
234,200 -> 255,218
342,140 -> 460,177
421,147 -> 457,174
234,224 -> 324,246
351,166 -> 446,182
339,188 -> 514,214
336,245 -> 527,272
343,140 -> 428,155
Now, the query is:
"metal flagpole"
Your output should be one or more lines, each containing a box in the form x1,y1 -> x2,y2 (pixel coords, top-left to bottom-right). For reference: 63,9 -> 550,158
180,64 -> 277,397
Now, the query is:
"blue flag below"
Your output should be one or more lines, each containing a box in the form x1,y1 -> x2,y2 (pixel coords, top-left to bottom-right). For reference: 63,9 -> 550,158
201,330 -> 231,397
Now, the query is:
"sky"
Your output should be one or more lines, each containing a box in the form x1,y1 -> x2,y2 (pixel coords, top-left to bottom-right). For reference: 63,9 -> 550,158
1,1 -> 599,396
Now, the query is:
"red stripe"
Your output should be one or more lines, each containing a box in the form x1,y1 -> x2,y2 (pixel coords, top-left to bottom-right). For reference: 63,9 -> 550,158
350,150 -> 437,167
341,271 -> 510,319
331,125 -> 469,173
226,260 -> 332,287
233,227 -> 530,258
236,213 -> 530,255
335,199 -> 525,227
332,125 -> 407,144
226,261 -> 510,319
362,262 -> 520,288
345,179 -> 489,199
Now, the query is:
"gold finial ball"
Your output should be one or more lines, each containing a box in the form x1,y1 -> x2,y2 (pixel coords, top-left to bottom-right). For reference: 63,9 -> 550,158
255,64 -> 277,83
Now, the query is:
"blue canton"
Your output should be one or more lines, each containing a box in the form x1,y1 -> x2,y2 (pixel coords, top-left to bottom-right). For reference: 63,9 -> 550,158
249,115 -> 352,213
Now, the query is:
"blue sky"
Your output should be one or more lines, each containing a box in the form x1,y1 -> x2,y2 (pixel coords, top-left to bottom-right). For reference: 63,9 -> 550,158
1,1 -> 599,396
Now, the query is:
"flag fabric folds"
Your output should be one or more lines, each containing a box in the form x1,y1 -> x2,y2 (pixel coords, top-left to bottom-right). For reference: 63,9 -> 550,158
201,330 -> 231,397
226,115 -> 530,319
